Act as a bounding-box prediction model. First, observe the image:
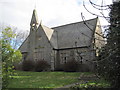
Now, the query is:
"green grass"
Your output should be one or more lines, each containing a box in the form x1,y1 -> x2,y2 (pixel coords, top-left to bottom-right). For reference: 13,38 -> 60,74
8,71 -> 110,88
8,70 -> 84,88
71,78 -> 110,88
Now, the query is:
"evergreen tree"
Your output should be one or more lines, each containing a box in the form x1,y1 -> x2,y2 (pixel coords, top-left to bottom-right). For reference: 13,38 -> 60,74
97,1 -> 120,88
107,1 -> 120,87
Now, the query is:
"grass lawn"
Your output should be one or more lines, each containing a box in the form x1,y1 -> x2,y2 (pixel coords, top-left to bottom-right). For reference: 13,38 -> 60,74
8,70 -> 90,88
71,79 -> 110,88
8,71 -> 110,88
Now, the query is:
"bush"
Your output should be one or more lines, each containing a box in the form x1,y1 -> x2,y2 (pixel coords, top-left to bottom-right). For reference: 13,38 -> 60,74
35,60 -> 50,72
22,60 -> 35,71
79,64 -> 90,72
54,64 -> 64,71
63,60 -> 79,72
13,62 -> 22,70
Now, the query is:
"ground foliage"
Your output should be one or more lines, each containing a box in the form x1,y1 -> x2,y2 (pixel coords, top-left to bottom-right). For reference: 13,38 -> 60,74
71,81 -> 110,88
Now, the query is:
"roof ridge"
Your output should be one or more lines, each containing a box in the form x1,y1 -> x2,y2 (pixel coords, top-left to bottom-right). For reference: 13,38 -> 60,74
42,24 -> 54,31
51,17 -> 97,29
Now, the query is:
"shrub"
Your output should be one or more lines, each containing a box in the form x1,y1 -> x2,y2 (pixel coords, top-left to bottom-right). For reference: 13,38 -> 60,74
22,60 -> 35,71
35,60 -> 50,72
79,64 -> 90,72
63,60 -> 79,72
54,64 -> 64,71
13,62 -> 22,70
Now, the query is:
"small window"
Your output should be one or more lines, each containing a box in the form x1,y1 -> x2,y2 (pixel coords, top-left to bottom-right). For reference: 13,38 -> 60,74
22,52 -> 27,60
60,52 -> 68,64
64,57 -> 67,64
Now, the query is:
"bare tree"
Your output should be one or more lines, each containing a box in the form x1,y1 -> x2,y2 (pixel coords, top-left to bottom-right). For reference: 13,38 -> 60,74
12,28 -> 29,49
82,0 -> 120,87
0,23 -> 29,49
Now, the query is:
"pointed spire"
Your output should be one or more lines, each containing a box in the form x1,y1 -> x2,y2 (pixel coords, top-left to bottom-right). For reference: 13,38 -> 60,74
30,9 -> 39,26
40,20 -> 42,25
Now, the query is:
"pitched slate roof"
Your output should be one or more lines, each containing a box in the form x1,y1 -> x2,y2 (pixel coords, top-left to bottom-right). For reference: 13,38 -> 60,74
50,18 -> 98,49
19,17 -> 98,52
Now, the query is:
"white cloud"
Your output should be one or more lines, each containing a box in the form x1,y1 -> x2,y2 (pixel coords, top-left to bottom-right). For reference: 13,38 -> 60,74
0,0 -> 113,31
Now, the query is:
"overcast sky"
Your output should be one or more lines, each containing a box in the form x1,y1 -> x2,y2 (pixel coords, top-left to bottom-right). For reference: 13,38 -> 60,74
0,0 -> 113,31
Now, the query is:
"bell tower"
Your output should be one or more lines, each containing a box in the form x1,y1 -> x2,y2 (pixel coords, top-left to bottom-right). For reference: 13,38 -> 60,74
30,9 -> 39,30
28,9 -> 39,61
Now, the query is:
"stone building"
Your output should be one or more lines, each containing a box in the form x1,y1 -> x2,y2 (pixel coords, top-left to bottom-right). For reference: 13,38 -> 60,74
19,9 -> 104,71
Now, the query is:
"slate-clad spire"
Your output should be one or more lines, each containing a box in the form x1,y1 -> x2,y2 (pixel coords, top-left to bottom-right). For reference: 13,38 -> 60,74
30,9 -> 39,27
